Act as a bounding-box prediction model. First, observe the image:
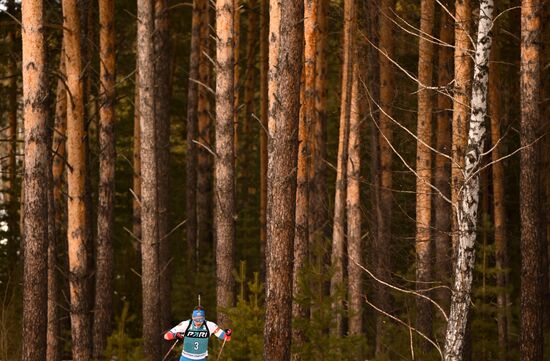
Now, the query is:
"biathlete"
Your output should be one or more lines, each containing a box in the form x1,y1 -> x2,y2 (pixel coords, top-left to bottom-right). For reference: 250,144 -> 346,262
163,306 -> 232,361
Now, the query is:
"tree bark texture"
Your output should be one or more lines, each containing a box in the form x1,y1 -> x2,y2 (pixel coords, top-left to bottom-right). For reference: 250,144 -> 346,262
93,0 -> 116,358
21,1 -> 49,358
233,0 -> 241,164
443,0 -> 493,358
263,0 -> 303,357
488,41 -> 510,361
215,0 -> 236,324
434,3 -> 453,313
346,66 -> 362,337
259,0 -> 269,282
451,0 -> 472,253
154,0 -> 172,332
415,0 -> 435,346
138,0 -> 161,358
375,0 -> 395,354
186,0 -> 202,270
330,0 -> 354,337
62,0 -> 92,359
292,0 -> 316,353
519,0 -> 544,358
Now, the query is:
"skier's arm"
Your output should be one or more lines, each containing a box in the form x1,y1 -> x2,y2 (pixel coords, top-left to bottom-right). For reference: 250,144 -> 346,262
164,320 -> 189,340
207,321 -> 232,341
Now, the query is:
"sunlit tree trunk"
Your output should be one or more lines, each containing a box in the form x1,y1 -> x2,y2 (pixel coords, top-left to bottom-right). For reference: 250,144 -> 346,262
375,0 -> 394,353
292,0 -> 316,353
331,0 -> 354,337
93,0 -> 116,357
138,0 -> 161,358
451,0 -> 472,254
434,3 -> 453,313
154,0 -> 172,332
62,0 -> 92,358
519,0 -> 544,358
346,66 -> 362,337
263,0 -> 303,357
443,0 -> 494,358
215,0 -> 236,324
48,50 -> 67,361
415,0 -> 435,346
259,0 -> 269,281
21,1 -> 49,359
488,40 -> 510,361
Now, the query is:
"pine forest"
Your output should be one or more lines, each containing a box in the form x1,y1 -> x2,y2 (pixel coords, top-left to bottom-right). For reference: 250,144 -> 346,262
0,0 -> 549,359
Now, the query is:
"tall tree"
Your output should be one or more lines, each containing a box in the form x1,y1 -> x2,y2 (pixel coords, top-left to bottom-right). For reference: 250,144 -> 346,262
48,50 -> 67,361
330,0 -> 354,336
451,0 -> 472,253
233,0 -> 241,163
93,0 -> 116,357
62,0 -> 92,359
133,73 -> 142,250
519,0 -> 544,358
488,39 -> 511,361
20,0 -> 49,359
263,0 -> 303,357
137,0 -> 161,358
259,0 -> 269,280
415,0 -> 435,345
154,0 -> 172,331
434,2 -> 453,312
375,0 -> 395,353
292,0 -> 316,352
215,0 -> 236,324
443,0 -> 494,358
346,65 -> 362,337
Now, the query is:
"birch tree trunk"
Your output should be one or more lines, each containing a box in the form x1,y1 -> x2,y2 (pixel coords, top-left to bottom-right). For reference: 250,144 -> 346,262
415,0 -> 435,345
215,0 -> 236,324
519,0 -> 544,357
21,0 -> 49,358
443,0 -> 494,358
488,40 -> 510,361
62,0 -> 92,358
263,0 -> 303,356
331,0 -> 354,336
434,3 -> 453,313
138,0 -> 161,358
93,0 -> 116,357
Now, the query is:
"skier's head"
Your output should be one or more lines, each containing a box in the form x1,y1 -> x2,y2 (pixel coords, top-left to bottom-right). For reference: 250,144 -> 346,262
192,306 -> 205,326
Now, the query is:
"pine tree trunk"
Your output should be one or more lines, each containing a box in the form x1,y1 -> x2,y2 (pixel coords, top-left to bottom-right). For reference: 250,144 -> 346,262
154,0 -> 172,332
434,3 -> 453,313
292,0 -> 316,351
331,0 -> 354,336
347,66 -> 362,337
215,0 -> 236,324
138,0 -> 161,358
233,0 -> 241,165
93,0 -> 116,357
488,40 -> 510,361
519,0 -> 544,358
415,0 -> 435,346
62,0 -> 92,359
259,0 -> 269,281
375,0 -> 394,354
443,0 -> 494,358
197,3 -> 213,256
21,1 -> 49,359
48,49 -> 67,361
186,0 -> 202,270
263,0 -> 303,357
133,74 -> 142,249
451,0 -> 472,253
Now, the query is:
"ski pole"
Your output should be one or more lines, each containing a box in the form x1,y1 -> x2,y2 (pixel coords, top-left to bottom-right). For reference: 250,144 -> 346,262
162,339 -> 179,361
216,338 -> 227,361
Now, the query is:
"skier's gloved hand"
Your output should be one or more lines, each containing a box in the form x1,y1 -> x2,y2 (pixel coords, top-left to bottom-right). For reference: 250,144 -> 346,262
175,332 -> 185,340
224,329 -> 232,341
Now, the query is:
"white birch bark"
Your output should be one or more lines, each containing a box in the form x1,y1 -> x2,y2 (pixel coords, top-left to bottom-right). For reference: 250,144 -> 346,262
443,0 -> 494,359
